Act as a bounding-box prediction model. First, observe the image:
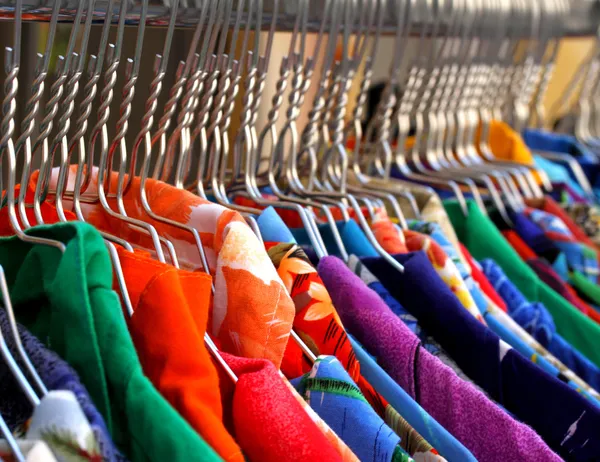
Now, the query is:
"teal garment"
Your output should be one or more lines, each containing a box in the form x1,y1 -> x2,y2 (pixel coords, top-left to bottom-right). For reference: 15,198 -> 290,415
0,223 -> 221,462
257,207 -> 297,244
291,220 -> 378,257
534,155 -> 587,198
445,199 -> 600,369
291,356 -> 411,462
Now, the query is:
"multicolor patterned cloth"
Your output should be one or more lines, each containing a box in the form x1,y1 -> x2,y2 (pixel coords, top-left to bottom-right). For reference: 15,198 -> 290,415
258,214 -> 444,460
31,166 -> 296,369
562,203 -> 600,247
368,209 -> 485,324
524,207 -> 600,283
292,356 -> 414,462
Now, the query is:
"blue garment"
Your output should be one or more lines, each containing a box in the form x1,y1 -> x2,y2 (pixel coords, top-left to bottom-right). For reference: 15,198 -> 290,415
257,207 -> 297,243
524,129 -> 600,189
0,308 -> 124,462
291,356 -> 408,462
291,219 -> 378,257
533,155 -> 588,199
361,251 -> 600,460
349,336 -> 477,462
481,259 -> 600,394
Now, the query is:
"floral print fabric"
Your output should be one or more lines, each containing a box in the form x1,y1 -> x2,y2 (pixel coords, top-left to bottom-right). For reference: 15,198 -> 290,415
29,166 -> 296,369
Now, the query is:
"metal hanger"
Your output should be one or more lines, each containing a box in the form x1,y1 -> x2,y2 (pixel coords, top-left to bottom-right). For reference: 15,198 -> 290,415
0,411 -> 25,461
407,0 -> 520,224
13,0 -> 61,230
228,0 -> 330,259
0,0 -> 44,409
293,0 -> 408,230
445,0 -> 530,211
477,0 -> 553,193
182,0 -> 265,240
0,0 -> 66,253
341,0 -> 422,223
382,0 -> 470,217
519,0 -> 594,198
82,0 -> 175,265
290,0 -> 407,272
251,0 -> 351,260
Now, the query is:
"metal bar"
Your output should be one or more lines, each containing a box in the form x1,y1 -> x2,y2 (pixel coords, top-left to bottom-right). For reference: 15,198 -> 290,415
0,0 -> 597,37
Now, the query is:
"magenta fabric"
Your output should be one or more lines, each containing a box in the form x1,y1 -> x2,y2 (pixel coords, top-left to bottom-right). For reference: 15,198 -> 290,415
318,256 -> 561,462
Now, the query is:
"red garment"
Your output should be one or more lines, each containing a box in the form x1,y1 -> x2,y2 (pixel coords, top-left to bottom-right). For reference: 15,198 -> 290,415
502,230 -> 538,261
219,353 -> 343,462
459,243 -> 508,312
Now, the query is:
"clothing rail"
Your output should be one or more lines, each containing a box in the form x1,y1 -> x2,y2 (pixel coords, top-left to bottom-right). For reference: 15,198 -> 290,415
0,0 -> 599,37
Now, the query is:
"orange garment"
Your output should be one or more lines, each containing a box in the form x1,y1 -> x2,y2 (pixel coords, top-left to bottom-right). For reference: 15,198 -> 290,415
116,249 -> 244,462
478,120 -> 545,186
28,167 -> 296,369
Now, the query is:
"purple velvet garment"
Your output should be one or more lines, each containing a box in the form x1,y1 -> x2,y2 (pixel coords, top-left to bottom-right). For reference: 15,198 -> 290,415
317,255 -> 561,462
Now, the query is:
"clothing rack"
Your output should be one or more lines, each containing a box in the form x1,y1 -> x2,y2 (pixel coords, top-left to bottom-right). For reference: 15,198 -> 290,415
0,0 -> 599,37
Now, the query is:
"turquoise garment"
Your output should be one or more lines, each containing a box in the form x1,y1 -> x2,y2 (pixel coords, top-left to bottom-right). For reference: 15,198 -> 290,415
291,356 -> 410,462
257,207 -> 297,243
349,337 -> 477,462
291,220 -> 378,257
533,155 -> 587,198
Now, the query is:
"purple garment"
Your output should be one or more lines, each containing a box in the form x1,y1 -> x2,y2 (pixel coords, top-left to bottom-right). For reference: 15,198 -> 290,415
317,256 -> 560,462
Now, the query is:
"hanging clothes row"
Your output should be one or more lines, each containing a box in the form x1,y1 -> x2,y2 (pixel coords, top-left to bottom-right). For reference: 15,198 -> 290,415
0,0 -> 599,461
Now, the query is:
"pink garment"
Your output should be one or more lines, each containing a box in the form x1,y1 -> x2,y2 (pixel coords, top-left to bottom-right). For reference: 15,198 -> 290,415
318,256 -> 560,462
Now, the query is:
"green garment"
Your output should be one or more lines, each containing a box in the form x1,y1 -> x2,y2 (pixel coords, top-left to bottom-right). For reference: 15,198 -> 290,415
571,270 -> 600,306
0,222 -> 221,462
445,199 -> 600,368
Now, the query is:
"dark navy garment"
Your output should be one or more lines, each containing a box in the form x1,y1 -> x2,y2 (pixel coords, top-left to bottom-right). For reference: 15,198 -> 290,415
361,251 -> 600,461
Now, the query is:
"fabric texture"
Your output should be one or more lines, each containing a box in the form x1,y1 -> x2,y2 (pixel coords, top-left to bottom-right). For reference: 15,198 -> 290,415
0,309 -> 121,462
0,440 -> 57,462
0,222 -> 220,462
292,356 -> 411,462
318,255 -> 559,462
524,207 -> 599,283
361,251 -> 600,460
218,353 -> 346,462
348,256 -> 487,394
117,249 -> 243,461
445,199 -> 600,368
563,203 -> 600,247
